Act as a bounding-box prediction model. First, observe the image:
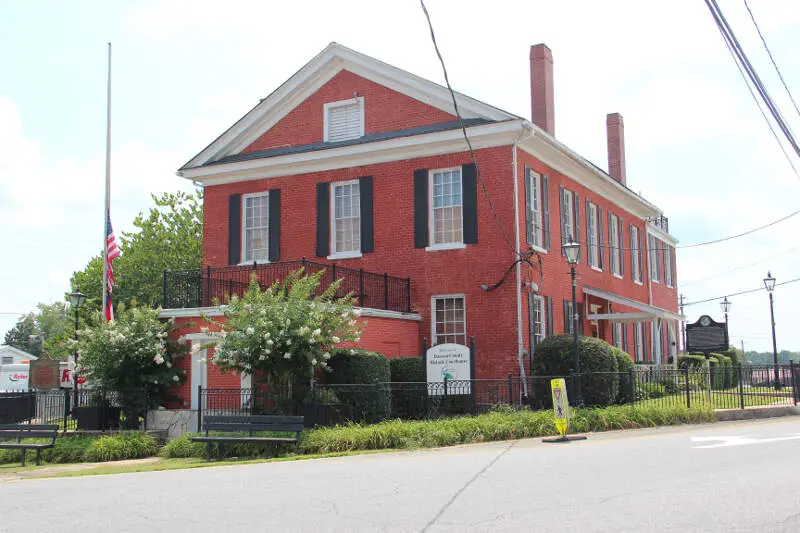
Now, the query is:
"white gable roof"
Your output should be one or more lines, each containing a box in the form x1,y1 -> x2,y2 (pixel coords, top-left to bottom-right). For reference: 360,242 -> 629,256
180,42 -> 518,171
0,345 -> 38,362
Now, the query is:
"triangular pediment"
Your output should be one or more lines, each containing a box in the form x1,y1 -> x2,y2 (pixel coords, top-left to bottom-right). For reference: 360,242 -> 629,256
180,42 -> 518,171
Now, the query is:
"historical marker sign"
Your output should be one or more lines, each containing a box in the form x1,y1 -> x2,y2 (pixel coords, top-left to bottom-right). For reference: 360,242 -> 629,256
686,315 -> 728,354
426,343 -> 471,395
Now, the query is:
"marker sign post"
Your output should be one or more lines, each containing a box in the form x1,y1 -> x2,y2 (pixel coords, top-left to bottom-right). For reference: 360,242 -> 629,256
542,378 -> 588,443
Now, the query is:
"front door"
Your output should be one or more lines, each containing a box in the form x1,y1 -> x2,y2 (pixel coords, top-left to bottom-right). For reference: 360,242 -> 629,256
190,347 -> 208,410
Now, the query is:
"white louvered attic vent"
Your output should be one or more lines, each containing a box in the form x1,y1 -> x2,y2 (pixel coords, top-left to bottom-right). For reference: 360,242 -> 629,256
324,98 -> 364,143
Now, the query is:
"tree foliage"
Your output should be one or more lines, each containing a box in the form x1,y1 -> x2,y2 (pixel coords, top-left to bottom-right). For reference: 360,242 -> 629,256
3,313 -> 40,356
208,269 -> 362,385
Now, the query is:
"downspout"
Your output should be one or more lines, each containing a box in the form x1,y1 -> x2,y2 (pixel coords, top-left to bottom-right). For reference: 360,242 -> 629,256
512,125 -> 533,398
645,224 -> 656,364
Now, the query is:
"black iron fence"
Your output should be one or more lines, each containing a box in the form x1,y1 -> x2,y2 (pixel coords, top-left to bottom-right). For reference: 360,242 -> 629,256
197,364 -> 800,429
0,389 -> 150,431
163,259 -> 412,313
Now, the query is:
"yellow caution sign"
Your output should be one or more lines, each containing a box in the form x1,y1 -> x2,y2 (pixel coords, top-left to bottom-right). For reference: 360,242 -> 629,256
551,378 -> 570,437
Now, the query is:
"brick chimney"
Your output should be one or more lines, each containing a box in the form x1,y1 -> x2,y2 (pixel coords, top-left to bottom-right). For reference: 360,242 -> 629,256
606,112 -> 626,185
530,44 -> 554,136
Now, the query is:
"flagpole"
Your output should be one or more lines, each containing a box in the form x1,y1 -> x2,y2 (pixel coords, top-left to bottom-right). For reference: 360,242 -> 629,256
102,43 -> 112,317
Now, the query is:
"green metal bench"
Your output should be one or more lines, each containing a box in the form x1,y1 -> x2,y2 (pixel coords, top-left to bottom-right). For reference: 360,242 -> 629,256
0,424 -> 59,466
190,415 -> 304,459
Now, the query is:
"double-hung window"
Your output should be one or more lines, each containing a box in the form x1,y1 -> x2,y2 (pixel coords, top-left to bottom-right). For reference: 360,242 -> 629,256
588,202 -> 600,269
532,294 -> 546,344
243,192 -> 269,262
431,168 -> 463,246
634,322 -> 644,362
609,214 -> 621,276
612,323 -> 623,349
331,181 -> 361,256
664,245 -> 674,287
563,190 -> 575,242
432,295 -> 466,345
528,171 -> 543,248
649,234 -> 661,283
631,225 -> 642,283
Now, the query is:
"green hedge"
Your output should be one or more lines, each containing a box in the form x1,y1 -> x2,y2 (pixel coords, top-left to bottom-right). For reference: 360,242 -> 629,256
389,356 -> 427,419
612,347 -> 635,404
327,348 -> 391,423
678,354 -> 706,369
390,356 -> 424,382
0,432 -> 159,465
532,335 -> 619,407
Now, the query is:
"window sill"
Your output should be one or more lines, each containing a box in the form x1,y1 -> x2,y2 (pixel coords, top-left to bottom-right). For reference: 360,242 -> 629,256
237,260 -> 271,266
666,283 -> 674,289
612,274 -> 623,280
327,251 -> 363,261
590,266 -> 603,273
652,280 -> 661,285
426,243 -> 466,252
634,280 -> 643,286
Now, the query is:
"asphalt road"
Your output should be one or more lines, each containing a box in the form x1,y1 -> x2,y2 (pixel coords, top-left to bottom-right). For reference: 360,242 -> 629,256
2,417 -> 800,532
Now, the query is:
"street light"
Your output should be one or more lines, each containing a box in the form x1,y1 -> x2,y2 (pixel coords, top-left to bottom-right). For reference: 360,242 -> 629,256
562,237 -> 582,405
763,272 -> 780,390
68,289 -> 86,390
720,297 -> 731,348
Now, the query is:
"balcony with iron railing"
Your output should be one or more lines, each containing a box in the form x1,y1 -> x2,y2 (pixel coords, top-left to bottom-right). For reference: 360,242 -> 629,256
649,215 -> 669,233
162,259 -> 413,314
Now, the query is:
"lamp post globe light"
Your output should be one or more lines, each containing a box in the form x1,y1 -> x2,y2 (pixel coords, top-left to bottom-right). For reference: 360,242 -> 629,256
720,296 -> 731,349
763,272 -> 780,390
68,289 -> 86,389
562,237 -> 583,405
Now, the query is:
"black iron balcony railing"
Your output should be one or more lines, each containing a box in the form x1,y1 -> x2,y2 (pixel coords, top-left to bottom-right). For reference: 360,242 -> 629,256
162,259 -> 412,313
650,215 -> 669,233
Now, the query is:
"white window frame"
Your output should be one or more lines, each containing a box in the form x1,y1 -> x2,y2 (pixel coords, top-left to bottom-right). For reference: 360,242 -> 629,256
649,234 -> 661,283
323,97 -> 365,143
328,179 -> 362,260
431,294 -> 467,346
563,189 -> 575,242
427,167 -> 465,251
532,294 -> 546,344
664,245 -> 674,288
610,214 -> 621,277
612,322 -> 623,349
631,225 -> 642,285
241,191 -> 270,265
588,202 -> 600,270
528,171 -> 544,249
634,322 -> 644,361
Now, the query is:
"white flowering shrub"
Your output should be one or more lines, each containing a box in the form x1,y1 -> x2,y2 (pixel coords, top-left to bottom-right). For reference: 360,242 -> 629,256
77,306 -> 188,417
208,268 -> 362,385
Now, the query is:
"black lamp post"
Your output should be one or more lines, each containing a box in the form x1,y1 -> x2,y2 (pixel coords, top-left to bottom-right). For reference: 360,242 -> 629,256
720,296 -> 731,348
562,237 -> 583,405
763,272 -> 780,390
68,289 -> 86,390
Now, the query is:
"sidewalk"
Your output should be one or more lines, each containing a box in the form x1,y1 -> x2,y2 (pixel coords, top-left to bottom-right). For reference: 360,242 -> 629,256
0,457 -> 162,482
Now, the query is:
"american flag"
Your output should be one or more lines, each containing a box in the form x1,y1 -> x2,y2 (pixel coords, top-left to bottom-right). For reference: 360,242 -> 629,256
105,212 -> 121,321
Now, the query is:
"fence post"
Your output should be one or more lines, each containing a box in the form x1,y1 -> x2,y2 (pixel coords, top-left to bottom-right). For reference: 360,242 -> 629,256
443,376 -> 449,415
507,373 -> 514,407
310,378 -> 317,426
359,268 -> 365,307
63,389 -> 70,434
628,368 -> 635,405
331,263 -> 336,282
736,363 -> 744,410
162,269 -> 168,307
197,385 -> 202,433
406,277 -> 412,312
383,273 -> 389,310
469,337 -> 476,413
791,361 -> 798,406
205,265 -> 212,307
684,365 -> 691,409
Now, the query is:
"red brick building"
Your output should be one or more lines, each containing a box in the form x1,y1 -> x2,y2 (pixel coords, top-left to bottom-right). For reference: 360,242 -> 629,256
162,43 -> 680,407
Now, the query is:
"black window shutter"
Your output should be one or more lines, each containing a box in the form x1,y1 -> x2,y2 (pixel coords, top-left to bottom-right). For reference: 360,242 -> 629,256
542,175 -> 550,251
622,324 -> 628,353
619,218 -> 625,277
563,300 -> 570,334
585,198 -> 590,264
574,193 -> 581,262
462,163 -> 478,244
577,302 -> 584,336
268,189 -> 281,262
524,166 -> 533,244
638,230 -> 644,282
527,293 -> 536,354
546,296 -> 553,336
607,211 -> 613,270
228,193 -> 241,265
559,185 -> 567,256
630,224 -> 636,280
316,182 -> 330,257
413,169 -> 429,248
598,206 -> 605,269
359,176 -> 374,253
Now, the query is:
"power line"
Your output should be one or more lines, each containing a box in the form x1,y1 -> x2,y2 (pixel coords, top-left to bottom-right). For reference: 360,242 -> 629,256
681,244 -> 800,287
677,206 -> 800,249
684,276 -> 800,306
744,0 -> 800,121
418,0 -> 516,256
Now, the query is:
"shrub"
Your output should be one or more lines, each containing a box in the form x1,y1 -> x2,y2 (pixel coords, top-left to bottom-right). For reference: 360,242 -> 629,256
388,356 -> 427,419
84,432 -> 159,462
709,354 -> 733,389
612,348 -> 635,404
390,357 -> 424,382
159,434 -> 205,458
638,382 -> 666,399
678,354 -> 706,369
327,349 -> 391,423
532,335 -> 619,407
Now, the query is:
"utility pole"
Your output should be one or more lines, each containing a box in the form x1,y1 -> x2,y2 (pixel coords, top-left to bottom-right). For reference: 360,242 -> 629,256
679,294 -> 686,353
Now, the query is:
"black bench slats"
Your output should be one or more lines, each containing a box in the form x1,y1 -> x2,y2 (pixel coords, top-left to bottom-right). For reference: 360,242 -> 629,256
190,415 -> 304,459
0,424 -> 59,466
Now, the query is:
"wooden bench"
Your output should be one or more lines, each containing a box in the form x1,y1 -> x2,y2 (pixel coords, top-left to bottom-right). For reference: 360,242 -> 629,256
0,424 -> 59,466
190,415 -> 304,459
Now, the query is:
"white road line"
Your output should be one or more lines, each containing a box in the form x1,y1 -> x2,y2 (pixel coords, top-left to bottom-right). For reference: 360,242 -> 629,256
692,434 -> 800,449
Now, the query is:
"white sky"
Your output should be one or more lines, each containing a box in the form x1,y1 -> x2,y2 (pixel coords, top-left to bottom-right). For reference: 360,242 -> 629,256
2,0 -> 799,353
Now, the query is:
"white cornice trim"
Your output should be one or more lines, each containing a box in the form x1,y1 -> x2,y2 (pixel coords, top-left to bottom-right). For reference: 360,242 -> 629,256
357,308 -> 422,321
160,306 -> 421,322
179,120 -> 524,185
646,223 -> 678,245
182,42 -> 517,169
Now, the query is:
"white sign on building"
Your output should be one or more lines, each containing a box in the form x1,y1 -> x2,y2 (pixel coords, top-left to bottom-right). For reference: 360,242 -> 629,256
426,343 -> 471,395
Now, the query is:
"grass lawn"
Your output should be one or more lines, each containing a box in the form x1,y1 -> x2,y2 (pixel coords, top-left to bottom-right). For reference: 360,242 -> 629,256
637,390 -> 794,409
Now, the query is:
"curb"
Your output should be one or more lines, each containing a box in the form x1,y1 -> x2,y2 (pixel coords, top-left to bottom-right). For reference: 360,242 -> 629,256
715,405 -> 800,422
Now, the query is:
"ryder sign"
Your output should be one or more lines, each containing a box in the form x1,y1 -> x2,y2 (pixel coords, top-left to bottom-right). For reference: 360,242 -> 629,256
426,343 -> 471,395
